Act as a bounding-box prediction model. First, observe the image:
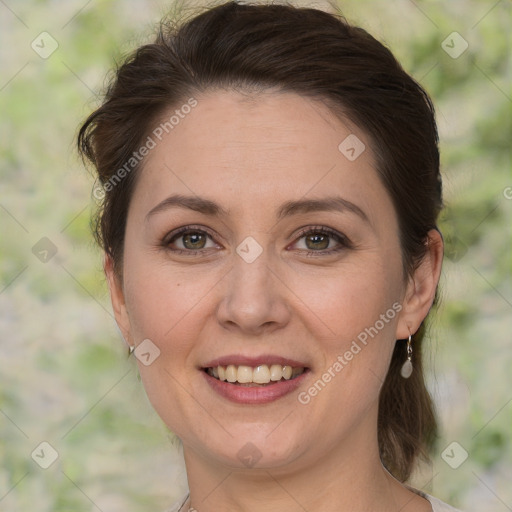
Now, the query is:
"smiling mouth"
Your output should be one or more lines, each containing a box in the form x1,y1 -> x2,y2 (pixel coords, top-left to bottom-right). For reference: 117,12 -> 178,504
204,364 -> 307,387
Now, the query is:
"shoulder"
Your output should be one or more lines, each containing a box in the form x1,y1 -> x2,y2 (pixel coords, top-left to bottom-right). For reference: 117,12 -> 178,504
163,492 -> 190,512
425,494 -> 465,512
408,486 -> 465,512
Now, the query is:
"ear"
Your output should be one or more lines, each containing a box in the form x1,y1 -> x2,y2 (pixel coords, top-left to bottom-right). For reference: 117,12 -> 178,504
104,253 -> 132,346
395,229 -> 444,339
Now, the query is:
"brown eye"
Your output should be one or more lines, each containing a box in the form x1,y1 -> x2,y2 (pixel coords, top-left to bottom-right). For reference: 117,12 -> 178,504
181,231 -> 208,250
304,232 -> 330,251
291,226 -> 352,256
164,226 -> 218,255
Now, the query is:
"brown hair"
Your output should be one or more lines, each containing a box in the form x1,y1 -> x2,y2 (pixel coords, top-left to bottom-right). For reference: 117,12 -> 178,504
78,0 -> 442,482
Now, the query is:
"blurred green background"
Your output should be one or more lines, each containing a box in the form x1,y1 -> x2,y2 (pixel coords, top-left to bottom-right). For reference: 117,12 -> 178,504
0,0 -> 510,511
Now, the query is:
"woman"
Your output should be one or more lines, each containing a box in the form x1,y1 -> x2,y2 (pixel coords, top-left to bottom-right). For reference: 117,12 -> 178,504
78,1 -> 463,510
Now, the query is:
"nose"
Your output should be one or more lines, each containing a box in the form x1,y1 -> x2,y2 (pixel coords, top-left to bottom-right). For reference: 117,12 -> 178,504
215,243 -> 291,336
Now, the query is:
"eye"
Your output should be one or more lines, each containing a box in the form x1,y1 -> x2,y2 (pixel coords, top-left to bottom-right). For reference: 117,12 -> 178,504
162,224 -> 352,257
164,226 -> 219,255
291,226 -> 352,256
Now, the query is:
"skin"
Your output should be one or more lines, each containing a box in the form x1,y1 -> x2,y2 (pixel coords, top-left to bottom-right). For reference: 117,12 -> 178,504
105,90 -> 443,512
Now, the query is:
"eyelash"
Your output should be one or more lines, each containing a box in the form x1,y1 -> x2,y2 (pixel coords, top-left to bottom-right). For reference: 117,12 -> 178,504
162,224 -> 352,257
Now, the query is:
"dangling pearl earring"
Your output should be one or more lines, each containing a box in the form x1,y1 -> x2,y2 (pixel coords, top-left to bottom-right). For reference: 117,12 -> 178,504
400,334 -> 413,379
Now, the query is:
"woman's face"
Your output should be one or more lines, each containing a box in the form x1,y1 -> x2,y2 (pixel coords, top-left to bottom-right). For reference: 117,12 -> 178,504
108,90 -> 429,472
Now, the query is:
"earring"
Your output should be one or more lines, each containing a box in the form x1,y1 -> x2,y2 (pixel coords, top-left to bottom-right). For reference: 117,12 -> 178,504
400,334 -> 413,379
128,345 -> 135,356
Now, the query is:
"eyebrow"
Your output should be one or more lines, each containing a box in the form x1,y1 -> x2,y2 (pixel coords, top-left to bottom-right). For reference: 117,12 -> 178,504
145,193 -> 369,224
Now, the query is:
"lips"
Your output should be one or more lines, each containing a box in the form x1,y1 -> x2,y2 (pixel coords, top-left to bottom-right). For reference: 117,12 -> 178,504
201,355 -> 310,404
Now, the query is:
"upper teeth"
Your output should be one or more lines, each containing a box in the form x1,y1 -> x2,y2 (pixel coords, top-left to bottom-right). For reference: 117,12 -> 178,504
207,364 -> 305,384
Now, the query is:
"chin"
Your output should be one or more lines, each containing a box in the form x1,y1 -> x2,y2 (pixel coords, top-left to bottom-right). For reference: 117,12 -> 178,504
189,423 -> 309,471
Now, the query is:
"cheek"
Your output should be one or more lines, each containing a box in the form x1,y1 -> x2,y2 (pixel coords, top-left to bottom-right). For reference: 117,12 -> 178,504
288,256 -> 402,343
293,282 -> 398,438
122,259 -> 221,435
123,255 -> 216,345
289,259 -> 401,404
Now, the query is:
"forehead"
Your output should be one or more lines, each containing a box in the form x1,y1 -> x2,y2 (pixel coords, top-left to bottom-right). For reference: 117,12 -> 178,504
130,89 -> 392,225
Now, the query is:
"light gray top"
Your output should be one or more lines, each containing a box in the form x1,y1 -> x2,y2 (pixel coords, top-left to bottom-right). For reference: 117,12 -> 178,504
411,488 -> 465,512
